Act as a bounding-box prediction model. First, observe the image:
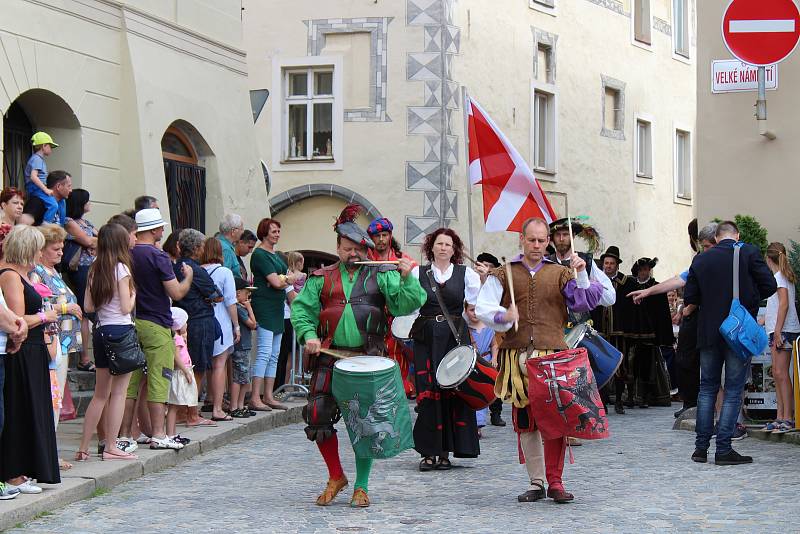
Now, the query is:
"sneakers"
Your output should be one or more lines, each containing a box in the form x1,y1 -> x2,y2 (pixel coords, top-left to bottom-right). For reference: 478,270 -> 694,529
715,449 -> 753,465
7,480 -> 42,494
117,438 -> 138,454
170,435 -> 191,446
731,423 -> 748,441
0,483 -> 20,500
136,434 -> 152,444
150,436 -> 184,450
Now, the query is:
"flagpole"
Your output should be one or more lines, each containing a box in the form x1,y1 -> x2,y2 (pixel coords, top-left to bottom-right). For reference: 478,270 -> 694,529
462,85 -> 475,260
567,215 -> 578,279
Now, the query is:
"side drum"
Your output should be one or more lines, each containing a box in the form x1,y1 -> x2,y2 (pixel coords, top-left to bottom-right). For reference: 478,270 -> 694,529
435,345 -> 498,411
564,324 -> 623,389
332,356 -> 414,459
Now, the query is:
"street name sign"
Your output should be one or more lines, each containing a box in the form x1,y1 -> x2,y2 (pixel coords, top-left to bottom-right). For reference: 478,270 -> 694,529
722,0 -> 800,66
712,60 -> 778,93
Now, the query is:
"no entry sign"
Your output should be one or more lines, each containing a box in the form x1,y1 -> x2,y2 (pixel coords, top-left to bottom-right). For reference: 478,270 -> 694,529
722,0 -> 800,66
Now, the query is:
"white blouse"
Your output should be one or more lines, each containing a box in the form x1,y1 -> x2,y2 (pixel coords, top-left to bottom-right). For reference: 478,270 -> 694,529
428,263 -> 481,305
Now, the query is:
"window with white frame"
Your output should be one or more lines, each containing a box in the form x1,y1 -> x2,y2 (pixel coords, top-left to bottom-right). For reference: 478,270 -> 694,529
533,90 -> 556,172
675,129 -> 692,200
633,0 -> 651,45
635,119 -> 653,179
284,67 -> 335,161
673,0 -> 690,58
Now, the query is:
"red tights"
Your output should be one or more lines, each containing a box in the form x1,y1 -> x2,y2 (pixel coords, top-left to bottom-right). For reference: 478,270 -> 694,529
316,434 -> 345,480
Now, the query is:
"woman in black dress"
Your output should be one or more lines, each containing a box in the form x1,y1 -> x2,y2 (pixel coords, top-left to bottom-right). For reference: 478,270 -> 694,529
412,228 -> 482,471
0,225 -> 60,493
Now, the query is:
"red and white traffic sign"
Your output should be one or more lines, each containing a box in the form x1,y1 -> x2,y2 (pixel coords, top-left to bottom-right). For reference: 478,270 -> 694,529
722,0 -> 800,66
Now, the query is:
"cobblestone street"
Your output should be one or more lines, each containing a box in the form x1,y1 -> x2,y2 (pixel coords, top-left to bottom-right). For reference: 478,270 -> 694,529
13,405 -> 799,533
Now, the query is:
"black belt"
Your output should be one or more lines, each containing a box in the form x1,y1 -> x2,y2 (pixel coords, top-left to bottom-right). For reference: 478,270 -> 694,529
419,314 -> 460,323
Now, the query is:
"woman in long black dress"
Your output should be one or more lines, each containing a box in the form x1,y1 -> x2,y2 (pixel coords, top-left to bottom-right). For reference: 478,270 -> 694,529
0,225 -> 60,492
412,228 -> 482,471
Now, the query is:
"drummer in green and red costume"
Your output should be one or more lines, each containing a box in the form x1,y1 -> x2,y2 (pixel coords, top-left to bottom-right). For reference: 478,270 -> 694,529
367,216 -> 419,397
291,205 -> 426,508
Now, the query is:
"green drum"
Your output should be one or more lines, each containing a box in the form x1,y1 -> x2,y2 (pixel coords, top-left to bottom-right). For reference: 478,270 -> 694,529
332,356 -> 414,459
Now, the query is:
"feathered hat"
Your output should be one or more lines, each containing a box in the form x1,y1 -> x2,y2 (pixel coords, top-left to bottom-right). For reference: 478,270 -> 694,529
334,204 -> 375,249
549,217 -> 603,255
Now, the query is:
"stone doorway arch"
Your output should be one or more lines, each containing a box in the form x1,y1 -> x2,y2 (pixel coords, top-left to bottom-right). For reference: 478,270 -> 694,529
2,89 -> 81,190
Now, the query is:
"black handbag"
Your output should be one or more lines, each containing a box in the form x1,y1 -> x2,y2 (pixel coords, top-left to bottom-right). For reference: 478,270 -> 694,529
100,325 -> 146,376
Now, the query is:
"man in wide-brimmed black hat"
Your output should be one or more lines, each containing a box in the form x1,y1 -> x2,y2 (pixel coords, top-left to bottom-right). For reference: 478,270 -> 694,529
590,246 -> 636,414
626,257 -> 675,408
547,219 -> 615,324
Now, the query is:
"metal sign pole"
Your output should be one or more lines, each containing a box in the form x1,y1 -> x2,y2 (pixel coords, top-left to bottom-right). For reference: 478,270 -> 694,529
755,61 -> 776,139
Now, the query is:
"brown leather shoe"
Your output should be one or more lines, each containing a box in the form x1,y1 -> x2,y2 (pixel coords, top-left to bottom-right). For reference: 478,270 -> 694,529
350,488 -> 370,508
547,487 -> 574,503
315,476 -> 348,506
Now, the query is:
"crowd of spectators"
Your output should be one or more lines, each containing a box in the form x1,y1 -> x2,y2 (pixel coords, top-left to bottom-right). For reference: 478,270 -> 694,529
0,131 -> 307,500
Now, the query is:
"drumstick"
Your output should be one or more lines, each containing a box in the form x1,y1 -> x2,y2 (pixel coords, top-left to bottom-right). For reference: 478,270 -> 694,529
319,348 -> 353,359
501,256 -> 519,332
353,260 -> 400,265
462,253 -> 479,265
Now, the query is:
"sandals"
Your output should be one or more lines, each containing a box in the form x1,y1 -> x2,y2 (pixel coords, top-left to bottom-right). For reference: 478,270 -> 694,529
436,457 -> 452,470
185,418 -> 217,427
76,361 -> 96,372
102,450 -> 138,461
419,457 -> 436,472
74,450 -> 90,462
59,458 -> 73,470
211,414 -> 233,422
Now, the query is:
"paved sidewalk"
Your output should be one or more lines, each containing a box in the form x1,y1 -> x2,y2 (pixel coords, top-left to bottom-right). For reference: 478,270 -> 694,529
0,400 -> 305,531
10,404 -> 800,533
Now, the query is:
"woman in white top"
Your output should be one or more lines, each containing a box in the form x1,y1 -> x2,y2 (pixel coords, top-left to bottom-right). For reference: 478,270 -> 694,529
763,242 -> 800,433
201,238 -> 239,420
412,228 -> 481,471
75,223 -> 138,461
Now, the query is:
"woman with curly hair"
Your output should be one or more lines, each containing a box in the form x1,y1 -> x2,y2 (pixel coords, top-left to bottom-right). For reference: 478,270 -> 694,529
412,227 -> 482,471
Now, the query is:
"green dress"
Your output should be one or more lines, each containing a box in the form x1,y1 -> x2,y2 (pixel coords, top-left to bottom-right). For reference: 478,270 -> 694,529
250,247 -> 287,333
291,263 -> 426,349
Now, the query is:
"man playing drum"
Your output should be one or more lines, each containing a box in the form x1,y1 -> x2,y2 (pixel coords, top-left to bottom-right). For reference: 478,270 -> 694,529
476,217 -> 603,503
367,217 -> 419,397
291,205 -> 426,508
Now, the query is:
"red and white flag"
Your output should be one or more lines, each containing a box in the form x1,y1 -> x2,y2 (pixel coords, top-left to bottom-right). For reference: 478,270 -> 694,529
466,96 -> 557,232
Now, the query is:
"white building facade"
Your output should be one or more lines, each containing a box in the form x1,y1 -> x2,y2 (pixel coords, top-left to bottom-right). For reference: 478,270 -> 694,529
247,0 -> 697,274
0,0 -> 265,232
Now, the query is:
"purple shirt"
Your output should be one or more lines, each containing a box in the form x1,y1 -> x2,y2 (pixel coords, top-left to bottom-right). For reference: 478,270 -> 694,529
494,256 -> 603,323
132,244 -> 176,328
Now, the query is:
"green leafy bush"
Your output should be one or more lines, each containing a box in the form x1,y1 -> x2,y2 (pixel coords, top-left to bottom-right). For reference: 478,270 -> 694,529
712,214 -> 769,255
